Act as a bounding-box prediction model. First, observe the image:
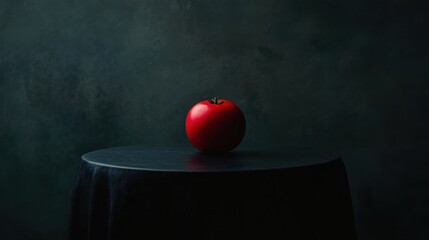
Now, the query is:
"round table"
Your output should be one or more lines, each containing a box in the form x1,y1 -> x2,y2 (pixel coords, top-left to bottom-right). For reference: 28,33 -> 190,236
69,145 -> 356,240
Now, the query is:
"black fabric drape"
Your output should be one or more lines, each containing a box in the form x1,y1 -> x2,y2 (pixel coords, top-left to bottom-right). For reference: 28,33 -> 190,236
69,147 -> 356,240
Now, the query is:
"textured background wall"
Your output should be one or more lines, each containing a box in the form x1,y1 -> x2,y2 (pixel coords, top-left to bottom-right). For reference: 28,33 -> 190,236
1,0 -> 428,239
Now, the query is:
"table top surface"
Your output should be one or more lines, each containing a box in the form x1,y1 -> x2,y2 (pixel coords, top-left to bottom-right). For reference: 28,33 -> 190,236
82,145 -> 339,172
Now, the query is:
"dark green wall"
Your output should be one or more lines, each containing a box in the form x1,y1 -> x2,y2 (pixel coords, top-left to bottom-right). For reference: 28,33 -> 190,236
1,0 -> 428,239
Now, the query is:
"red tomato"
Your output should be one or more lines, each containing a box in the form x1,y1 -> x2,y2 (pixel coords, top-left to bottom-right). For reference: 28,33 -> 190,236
185,97 -> 246,153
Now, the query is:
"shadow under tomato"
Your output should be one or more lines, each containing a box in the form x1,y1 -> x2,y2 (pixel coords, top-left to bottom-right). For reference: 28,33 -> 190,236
185,150 -> 268,171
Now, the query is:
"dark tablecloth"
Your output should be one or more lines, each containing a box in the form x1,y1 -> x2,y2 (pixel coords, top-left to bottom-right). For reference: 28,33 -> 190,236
69,146 -> 356,239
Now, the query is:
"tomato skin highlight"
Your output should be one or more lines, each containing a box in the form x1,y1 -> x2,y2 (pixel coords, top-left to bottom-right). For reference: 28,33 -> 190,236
185,98 -> 246,153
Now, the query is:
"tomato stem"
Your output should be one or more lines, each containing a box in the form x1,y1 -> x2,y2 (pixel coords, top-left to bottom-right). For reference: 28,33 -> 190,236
208,97 -> 224,105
